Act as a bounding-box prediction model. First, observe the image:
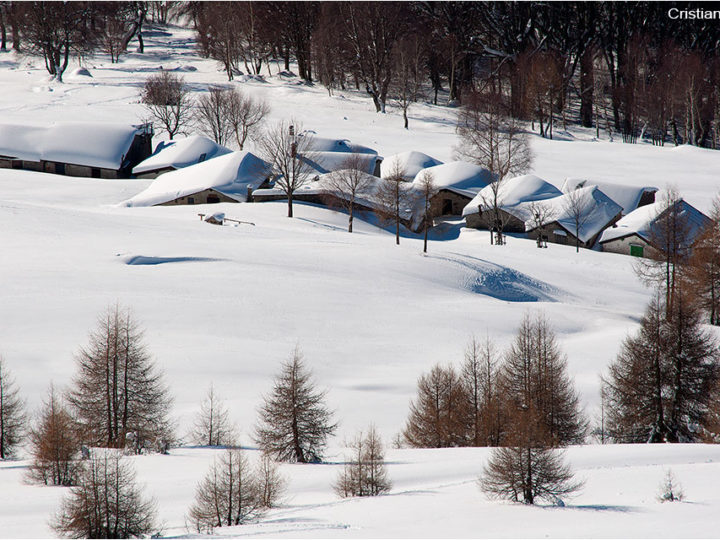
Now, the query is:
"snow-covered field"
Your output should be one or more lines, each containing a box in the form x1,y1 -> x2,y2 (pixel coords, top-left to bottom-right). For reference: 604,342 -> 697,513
1,24 -> 720,538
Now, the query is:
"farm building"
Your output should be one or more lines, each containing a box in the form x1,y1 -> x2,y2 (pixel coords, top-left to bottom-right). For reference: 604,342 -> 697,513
0,122 -> 152,179
122,150 -> 273,207
526,186 -> 623,249
380,151 -> 443,180
411,161 -> 495,216
599,198 -> 711,258
462,174 -> 562,231
561,178 -> 657,215
132,136 -> 231,179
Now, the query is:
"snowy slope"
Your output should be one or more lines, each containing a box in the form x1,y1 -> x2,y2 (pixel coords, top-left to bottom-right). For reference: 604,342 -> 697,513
2,23 -> 720,539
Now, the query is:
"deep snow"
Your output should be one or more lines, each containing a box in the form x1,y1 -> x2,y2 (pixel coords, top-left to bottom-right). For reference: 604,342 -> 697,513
1,23 -> 720,539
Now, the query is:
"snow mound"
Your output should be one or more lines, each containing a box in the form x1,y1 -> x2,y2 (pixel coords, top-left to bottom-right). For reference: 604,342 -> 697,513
462,174 -> 561,217
381,151 -> 443,180
305,136 -> 377,155
562,178 -> 657,215
68,66 -> 93,78
413,161 -> 495,197
133,135 -> 232,175
123,150 -> 272,207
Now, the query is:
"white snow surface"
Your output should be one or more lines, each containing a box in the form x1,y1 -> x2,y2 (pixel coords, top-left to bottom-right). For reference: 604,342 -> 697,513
599,198 -> 711,244
305,136 -> 377,155
380,150 -> 443,180
2,23 -> 720,539
124,150 -> 272,206
562,177 -> 658,215
132,135 -> 232,175
462,174 -> 563,218
412,160 -> 495,197
0,121 -> 145,169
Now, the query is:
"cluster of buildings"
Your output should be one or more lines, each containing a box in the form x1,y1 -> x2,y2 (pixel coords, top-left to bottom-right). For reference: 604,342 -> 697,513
0,121 -> 711,258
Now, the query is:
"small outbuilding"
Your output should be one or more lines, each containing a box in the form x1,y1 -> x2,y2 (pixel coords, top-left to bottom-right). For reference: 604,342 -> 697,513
599,198 -> 711,258
132,136 -> 232,179
0,122 -> 153,179
122,150 -> 273,207
301,136 -> 382,177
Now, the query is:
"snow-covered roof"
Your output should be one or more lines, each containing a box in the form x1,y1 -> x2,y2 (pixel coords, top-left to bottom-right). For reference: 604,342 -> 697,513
530,186 -> 623,244
562,178 -> 658,215
132,136 -> 231,175
0,122 -> 148,170
123,150 -> 272,207
412,161 -> 495,198
304,136 -> 377,155
599,198 -> 711,245
462,174 -> 562,217
380,151 -> 442,180
301,151 -> 380,176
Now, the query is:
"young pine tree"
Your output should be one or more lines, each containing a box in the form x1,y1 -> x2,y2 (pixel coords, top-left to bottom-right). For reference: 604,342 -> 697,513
254,347 -> 337,463
0,356 -> 26,459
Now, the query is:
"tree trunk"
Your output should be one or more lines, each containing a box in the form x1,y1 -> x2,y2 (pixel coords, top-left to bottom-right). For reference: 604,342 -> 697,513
287,193 -> 294,218
580,48 -> 594,128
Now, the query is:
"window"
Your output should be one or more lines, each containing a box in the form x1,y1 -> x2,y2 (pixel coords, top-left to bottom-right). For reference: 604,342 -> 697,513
630,244 -> 644,257
91,168 -> 101,178
198,153 -> 207,163
188,197 -> 195,205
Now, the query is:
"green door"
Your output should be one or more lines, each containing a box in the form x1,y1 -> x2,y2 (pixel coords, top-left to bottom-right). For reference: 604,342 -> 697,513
630,244 -> 644,257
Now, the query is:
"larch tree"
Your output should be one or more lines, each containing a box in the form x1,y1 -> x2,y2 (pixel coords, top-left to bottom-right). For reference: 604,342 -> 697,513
190,383 -> 237,447
402,364 -> 469,448
141,70 -> 192,140
0,356 -> 25,459
501,313 -> 587,446
687,196 -> 720,325
604,292 -> 720,443
324,153 -> 375,233
335,424 -> 391,498
256,452 -> 286,509
462,336 -> 503,447
27,385 -> 81,487
187,448 -> 264,533
258,119 -> 319,218
52,450 -> 158,539
67,305 -> 173,452
254,347 -> 337,463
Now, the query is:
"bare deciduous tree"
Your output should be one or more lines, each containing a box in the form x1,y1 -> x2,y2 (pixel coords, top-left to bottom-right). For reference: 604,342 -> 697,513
376,161 -> 413,245
0,356 -> 25,459
416,170 -> 437,253
688,197 -> 720,325
190,383 -> 237,447
528,200 -> 556,248
562,188 -> 592,253
141,70 -> 192,140
259,120 -> 319,218
335,425 -> 391,498
256,452 -> 286,509
27,385 -> 81,487
226,89 -> 270,150
403,364 -> 469,448
52,450 -> 158,539
255,347 -> 337,463
187,449 -> 264,533
324,154 -> 375,233
67,305 -> 173,453
195,86 -> 232,146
